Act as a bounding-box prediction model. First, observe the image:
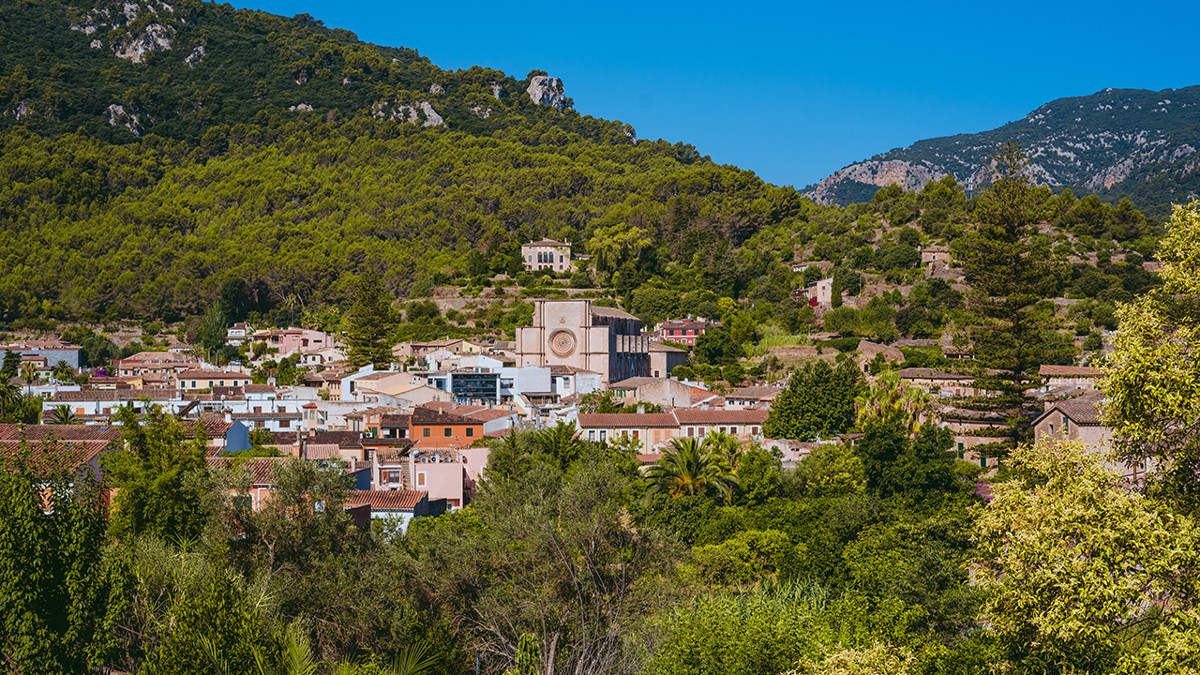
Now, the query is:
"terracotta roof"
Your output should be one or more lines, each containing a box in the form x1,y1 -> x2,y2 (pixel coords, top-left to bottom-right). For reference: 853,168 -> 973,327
524,239 -> 569,248
309,431 -> 363,448
344,489 -> 427,511
636,453 -> 664,463
1039,365 -> 1104,377
305,443 -> 343,460
726,386 -> 782,400
411,406 -> 481,426
243,384 -> 277,393
577,413 -> 678,428
184,417 -> 235,438
116,351 -> 196,363
380,413 -> 411,427
0,439 -> 113,473
1038,397 -> 1105,426
207,456 -> 285,484
674,409 -> 768,425
0,423 -> 123,442
894,368 -> 976,381
464,408 -> 518,422
178,370 -> 249,379
485,428 -> 513,438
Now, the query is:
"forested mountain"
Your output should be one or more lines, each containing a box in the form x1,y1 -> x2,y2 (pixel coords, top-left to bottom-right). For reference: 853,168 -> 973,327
0,0 -> 791,325
805,87 -> 1200,215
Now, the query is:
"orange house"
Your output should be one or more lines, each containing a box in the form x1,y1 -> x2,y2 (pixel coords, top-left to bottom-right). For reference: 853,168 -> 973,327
410,406 -> 484,449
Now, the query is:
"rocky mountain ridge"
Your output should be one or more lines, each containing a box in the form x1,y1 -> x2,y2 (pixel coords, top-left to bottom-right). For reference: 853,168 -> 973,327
805,87 -> 1200,215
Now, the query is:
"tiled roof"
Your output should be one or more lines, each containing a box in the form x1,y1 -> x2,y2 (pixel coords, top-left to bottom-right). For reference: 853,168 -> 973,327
411,406 -> 481,426
589,305 -> 639,321
1040,397 -> 1105,425
243,384 -> 277,393
648,342 -> 687,352
231,412 -> 301,420
309,431 -> 363,448
464,408 -> 518,422
178,370 -> 249,379
345,489 -> 427,510
184,417 -> 235,438
0,439 -> 112,472
726,386 -> 782,400
610,377 -> 665,389
0,423 -> 123,442
577,413 -> 678,428
674,409 -> 768,425
524,239 -> 569,248
206,456 -> 285,484
894,368 -> 976,381
549,364 -> 600,375
1039,365 -> 1104,377
54,389 -> 179,401
305,443 -> 343,460
380,413 -> 411,428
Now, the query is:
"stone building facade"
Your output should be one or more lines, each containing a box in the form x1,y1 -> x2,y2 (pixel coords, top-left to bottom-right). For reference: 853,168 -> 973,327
517,300 -> 648,384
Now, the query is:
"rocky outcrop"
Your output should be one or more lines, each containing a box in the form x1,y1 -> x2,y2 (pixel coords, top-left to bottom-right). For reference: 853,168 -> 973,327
184,43 -> 205,67
471,105 -> 492,119
68,2 -> 177,63
370,100 -> 446,128
429,83 -> 444,95
288,103 -> 313,112
807,160 -> 944,204
806,86 -> 1200,208
527,75 -> 568,109
106,103 -> 148,136
490,82 -> 503,99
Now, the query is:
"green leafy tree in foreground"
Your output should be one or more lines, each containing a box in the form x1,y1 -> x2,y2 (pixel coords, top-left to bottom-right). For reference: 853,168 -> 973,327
346,269 -> 397,369
1103,200 -> 1200,512
765,359 -> 864,440
102,406 -> 209,542
973,438 -> 1200,673
0,443 -> 127,673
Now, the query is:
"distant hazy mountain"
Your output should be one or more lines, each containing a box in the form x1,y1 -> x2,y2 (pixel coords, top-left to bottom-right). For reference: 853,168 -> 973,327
805,87 -> 1200,215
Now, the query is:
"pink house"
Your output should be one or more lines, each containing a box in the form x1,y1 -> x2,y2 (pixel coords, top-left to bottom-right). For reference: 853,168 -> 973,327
251,328 -> 331,357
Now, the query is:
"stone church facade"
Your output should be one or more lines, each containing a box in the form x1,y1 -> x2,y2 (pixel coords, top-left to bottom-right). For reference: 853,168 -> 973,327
517,300 -> 649,384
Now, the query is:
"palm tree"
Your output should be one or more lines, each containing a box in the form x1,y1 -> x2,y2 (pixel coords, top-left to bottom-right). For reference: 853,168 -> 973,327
49,404 -> 79,425
51,360 -> 74,383
18,361 -> 38,396
703,430 -> 744,471
535,421 -> 584,469
855,370 -> 935,435
0,381 -> 19,422
646,436 -> 739,500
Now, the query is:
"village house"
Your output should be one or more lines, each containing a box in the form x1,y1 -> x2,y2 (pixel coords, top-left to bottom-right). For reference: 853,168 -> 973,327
521,239 -> 575,273
797,278 -> 834,307
226,322 -> 253,347
1,339 -> 84,370
656,318 -> 717,347
250,328 -> 331,357
609,376 -> 696,409
112,351 -> 199,379
1032,394 -> 1143,485
178,370 -> 251,391
343,490 -> 444,530
895,367 -> 986,397
724,386 -> 782,411
410,405 -> 485,449
648,342 -> 688,378
1038,364 -> 1104,390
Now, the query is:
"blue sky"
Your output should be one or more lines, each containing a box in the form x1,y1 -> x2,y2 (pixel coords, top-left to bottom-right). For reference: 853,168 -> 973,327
234,0 -> 1200,189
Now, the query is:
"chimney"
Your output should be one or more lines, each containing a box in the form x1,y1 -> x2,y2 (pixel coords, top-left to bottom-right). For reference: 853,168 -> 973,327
223,408 -> 232,423
637,404 -> 645,414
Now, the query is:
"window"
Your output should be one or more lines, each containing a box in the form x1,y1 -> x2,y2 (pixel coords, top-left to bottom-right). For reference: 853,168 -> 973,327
632,430 -> 639,439
423,428 -> 430,437
751,426 -> 758,435
219,380 -> 225,387
1062,413 -> 1070,433
191,381 -> 197,388
417,472 -> 426,487
957,442 -> 965,460
654,370 -> 660,377
731,426 -> 738,434
588,430 -> 595,441
599,430 -> 606,441
559,255 -> 564,263
687,427 -> 694,437
466,428 -> 474,437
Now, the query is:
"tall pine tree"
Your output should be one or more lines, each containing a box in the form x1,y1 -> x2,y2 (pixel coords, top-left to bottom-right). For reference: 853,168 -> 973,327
950,143 -> 1074,460
345,269 -> 396,369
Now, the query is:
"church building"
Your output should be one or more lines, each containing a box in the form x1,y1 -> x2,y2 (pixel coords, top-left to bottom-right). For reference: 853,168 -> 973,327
516,300 -> 649,384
